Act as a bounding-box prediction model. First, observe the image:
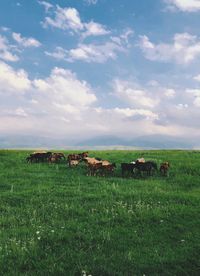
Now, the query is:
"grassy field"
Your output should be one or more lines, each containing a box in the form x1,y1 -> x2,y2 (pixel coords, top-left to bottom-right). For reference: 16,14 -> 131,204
0,150 -> 200,275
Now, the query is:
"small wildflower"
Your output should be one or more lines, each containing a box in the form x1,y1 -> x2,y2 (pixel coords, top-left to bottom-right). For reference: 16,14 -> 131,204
51,230 -> 55,233
37,237 -> 41,240
36,231 -> 40,235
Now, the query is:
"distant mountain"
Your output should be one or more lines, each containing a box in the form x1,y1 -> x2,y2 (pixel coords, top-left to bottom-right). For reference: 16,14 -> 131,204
76,135 -> 128,147
0,135 -> 73,149
0,134 -> 198,149
77,135 -> 195,149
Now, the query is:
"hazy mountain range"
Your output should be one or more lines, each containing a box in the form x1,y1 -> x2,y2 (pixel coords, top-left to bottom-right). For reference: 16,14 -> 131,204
0,134 -> 198,149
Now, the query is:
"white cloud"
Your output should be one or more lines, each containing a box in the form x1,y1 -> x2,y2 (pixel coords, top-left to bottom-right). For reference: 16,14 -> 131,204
12,32 -> 41,48
113,79 -> 158,108
186,88 -> 200,106
45,28 -> 133,63
194,97 -> 200,106
119,28 -> 134,45
0,62 -> 99,137
0,61 -> 31,93
186,88 -> 200,96
33,67 -> 97,107
15,108 -> 28,117
45,46 -> 67,60
83,21 -> 110,38
45,42 -> 124,63
67,41 -> 125,63
114,107 -> 158,120
139,33 -> 200,64
1,61 -> 200,143
84,0 -> 98,5
164,88 -> 176,98
193,74 -> 200,81
0,27 -> 10,32
43,6 -> 84,32
42,5 -> 109,38
38,1 -> 53,12
165,0 -> 200,12
0,62 -> 96,111
0,35 -> 19,62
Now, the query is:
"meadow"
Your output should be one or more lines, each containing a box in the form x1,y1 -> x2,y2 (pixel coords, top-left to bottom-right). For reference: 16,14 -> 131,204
0,149 -> 199,276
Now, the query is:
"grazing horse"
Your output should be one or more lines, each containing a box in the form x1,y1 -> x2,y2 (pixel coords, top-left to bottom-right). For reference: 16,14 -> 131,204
83,157 -> 111,166
135,160 -> 157,176
55,152 -> 66,160
48,153 -> 64,164
26,152 -> 52,163
121,163 -> 136,177
83,157 -> 102,165
84,157 -> 112,176
67,152 -> 88,167
100,163 -> 116,176
160,162 -> 170,176
87,162 -> 103,176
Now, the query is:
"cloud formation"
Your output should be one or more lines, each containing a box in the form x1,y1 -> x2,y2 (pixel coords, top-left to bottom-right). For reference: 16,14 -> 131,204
45,29 -> 133,63
84,0 -> 98,5
139,33 -> 200,64
0,61 -> 31,92
165,0 -> 200,12
113,79 -> 159,108
42,5 -> 109,38
38,1 -> 53,12
12,33 -> 41,48
1,59 -> 200,141
0,35 -> 19,62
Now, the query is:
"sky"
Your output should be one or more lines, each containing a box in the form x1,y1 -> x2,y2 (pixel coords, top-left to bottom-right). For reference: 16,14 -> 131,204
1,0 -> 200,145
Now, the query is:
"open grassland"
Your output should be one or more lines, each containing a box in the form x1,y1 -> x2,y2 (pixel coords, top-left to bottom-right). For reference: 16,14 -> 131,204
0,150 -> 200,276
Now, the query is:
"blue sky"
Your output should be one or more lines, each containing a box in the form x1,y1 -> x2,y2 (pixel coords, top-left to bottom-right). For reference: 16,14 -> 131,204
1,0 -> 200,145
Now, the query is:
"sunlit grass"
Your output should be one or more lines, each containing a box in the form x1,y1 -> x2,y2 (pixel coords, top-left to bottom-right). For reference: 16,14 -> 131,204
0,150 -> 199,275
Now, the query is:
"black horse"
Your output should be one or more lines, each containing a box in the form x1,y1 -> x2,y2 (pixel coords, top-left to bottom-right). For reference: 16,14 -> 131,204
135,161 -> 157,176
121,163 -> 136,177
26,152 -> 52,163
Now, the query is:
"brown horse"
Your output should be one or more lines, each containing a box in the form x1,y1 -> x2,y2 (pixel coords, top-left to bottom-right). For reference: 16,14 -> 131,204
160,162 -> 170,176
67,152 -> 88,167
99,163 -> 116,176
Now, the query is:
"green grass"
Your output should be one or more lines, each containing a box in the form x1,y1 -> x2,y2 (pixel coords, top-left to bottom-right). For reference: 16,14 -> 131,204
0,150 -> 200,275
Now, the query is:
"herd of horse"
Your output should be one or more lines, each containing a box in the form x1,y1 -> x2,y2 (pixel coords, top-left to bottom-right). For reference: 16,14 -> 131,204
26,151 -> 170,177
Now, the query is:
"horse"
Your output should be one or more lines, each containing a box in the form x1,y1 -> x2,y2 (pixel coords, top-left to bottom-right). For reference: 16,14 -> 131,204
121,163 -> 136,177
54,152 -> 66,160
99,163 -> 116,177
160,162 -> 170,176
87,162 -> 103,176
67,152 -> 88,167
26,152 -> 52,163
135,160 -> 157,176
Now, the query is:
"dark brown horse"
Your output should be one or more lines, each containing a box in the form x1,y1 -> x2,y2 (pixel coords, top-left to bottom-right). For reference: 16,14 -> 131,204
67,152 -> 88,167
121,163 -> 136,177
160,162 -> 170,176
135,160 -> 157,176
26,152 -> 52,163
